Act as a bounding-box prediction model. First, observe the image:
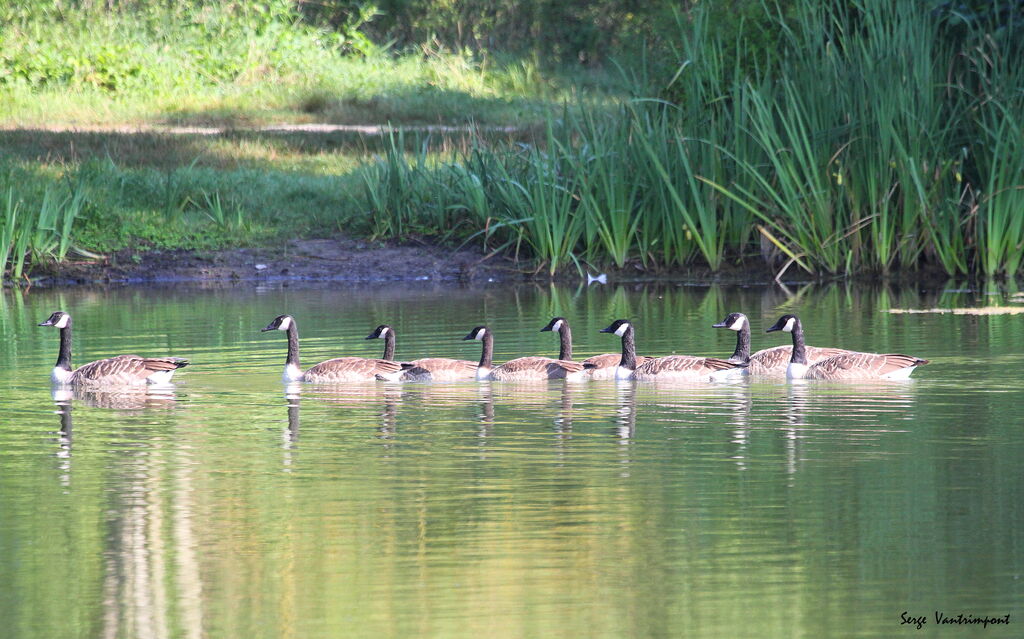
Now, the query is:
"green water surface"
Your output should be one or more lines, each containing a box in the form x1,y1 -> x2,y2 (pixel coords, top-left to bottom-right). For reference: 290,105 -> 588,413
0,282 -> 1021,638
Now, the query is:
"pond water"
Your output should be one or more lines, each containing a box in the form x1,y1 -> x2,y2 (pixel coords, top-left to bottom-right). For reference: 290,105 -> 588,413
0,281 -> 1021,638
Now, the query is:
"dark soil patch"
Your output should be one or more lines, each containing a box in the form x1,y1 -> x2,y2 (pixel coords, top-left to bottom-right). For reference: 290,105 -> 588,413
32,237 -> 524,287
25,236 -> 962,288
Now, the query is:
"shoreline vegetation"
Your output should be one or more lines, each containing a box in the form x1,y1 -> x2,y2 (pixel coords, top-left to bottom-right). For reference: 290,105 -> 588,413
1,0 -> 1022,285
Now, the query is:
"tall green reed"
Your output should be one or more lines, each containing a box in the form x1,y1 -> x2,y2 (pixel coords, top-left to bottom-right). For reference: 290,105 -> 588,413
351,0 -> 1024,278
0,181 -> 87,281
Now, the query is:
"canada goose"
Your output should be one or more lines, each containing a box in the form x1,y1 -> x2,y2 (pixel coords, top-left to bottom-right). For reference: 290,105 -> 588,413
38,311 -> 189,386
540,316 -> 649,380
462,326 -> 585,381
766,314 -> 929,380
262,314 -> 402,383
599,319 -> 745,382
712,312 -> 850,377
365,324 -> 477,381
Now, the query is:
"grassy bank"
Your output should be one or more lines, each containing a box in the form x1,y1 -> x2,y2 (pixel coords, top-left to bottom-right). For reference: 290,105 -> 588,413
0,1 -> 619,128
0,1 -> 619,280
1,1 -> 1023,282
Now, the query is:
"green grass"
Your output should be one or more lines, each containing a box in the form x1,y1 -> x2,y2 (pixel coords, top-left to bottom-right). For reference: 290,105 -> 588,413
1,0 -> 1023,282
0,1 -> 621,129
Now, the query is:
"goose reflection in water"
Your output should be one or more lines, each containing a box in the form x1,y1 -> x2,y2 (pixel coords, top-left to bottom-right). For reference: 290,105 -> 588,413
284,381 -> 405,445
51,385 -> 178,412
53,396 -> 73,489
49,386 -> 178,490
779,379 -> 920,478
282,383 -> 302,469
49,387 -> 203,639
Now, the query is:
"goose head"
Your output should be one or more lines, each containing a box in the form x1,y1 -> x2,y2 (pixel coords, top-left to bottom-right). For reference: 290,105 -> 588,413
39,311 -> 72,329
262,315 -> 294,332
540,317 -> 567,333
713,312 -> 748,331
365,325 -> 392,340
462,326 -> 488,341
766,315 -> 799,333
599,319 -> 631,337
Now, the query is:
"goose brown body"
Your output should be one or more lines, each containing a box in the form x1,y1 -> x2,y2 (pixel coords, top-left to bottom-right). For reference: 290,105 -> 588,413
800,352 -> 928,381
70,355 -> 189,386
631,354 -> 741,382
302,357 -> 403,383
489,355 -> 584,381
397,358 -> 478,381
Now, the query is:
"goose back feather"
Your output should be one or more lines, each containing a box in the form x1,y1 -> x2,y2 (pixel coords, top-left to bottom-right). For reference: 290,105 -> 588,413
71,355 -> 189,386
631,354 -> 741,382
303,357 -> 403,383
397,357 -> 478,381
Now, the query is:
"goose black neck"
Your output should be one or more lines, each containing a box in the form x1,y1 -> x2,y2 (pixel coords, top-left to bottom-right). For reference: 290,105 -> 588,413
730,323 -> 751,363
478,332 -> 494,369
558,324 -> 572,361
619,326 -> 637,370
56,325 -> 73,371
286,323 -> 301,369
789,321 -> 807,365
382,331 -> 396,360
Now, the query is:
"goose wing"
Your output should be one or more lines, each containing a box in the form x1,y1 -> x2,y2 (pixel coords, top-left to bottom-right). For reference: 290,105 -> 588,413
808,352 -> 928,380
304,357 -> 402,382
806,346 -> 851,363
583,354 -> 649,369
633,355 -> 740,380
491,356 -> 584,380
582,353 -> 622,370
401,358 -> 477,381
72,355 -> 189,385
749,346 -> 793,373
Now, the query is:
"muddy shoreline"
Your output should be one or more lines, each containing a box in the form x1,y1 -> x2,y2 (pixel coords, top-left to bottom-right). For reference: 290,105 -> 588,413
23,237 -> 959,288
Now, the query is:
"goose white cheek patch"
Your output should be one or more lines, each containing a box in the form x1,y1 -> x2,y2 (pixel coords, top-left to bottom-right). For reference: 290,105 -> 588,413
729,316 -> 746,331
783,317 -> 796,333
277,317 -> 292,331
474,329 -> 486,341
378,327 -> 389,337
54,315 -> 70,329
552,320 -> 563,332
613,323 -> 629,337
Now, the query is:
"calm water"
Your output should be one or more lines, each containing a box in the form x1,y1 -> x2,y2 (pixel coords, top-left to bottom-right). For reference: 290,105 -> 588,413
0,282 -> 1021,638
